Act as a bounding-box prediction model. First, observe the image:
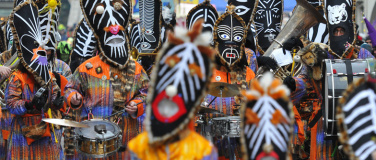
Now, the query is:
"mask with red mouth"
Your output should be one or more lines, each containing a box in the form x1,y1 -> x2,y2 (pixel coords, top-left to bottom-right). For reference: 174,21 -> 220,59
81,0 -> 131,67
145,20 -> 215,145
214,6 -> 247,69
10,1 -> 51,86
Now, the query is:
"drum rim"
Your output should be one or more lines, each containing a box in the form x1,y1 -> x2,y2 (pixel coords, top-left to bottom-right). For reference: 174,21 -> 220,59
212,116 -> 240,120
74,119 -> 121,139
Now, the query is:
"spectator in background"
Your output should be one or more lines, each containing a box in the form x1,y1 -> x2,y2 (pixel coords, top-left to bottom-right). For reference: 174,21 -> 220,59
58,24 -> 68,41
56,41 -> 72,64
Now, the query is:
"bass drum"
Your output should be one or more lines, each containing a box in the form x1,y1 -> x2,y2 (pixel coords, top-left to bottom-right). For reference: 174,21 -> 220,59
322,59 -> 371,138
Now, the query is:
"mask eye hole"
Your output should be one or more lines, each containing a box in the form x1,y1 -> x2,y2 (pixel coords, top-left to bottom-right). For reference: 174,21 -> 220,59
233,36 -> 242,42
220,34 -> 230,40
95,4 -> 105,14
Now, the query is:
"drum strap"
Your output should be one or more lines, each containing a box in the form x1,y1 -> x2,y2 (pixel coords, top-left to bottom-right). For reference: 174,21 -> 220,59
308,108 -> 322,128
344,60 -> 353,84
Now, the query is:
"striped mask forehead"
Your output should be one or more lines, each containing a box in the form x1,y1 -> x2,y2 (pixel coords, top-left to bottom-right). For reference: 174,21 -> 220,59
227,0 -> 258,26
72,19 -> 97,57
186,1 -> 218,45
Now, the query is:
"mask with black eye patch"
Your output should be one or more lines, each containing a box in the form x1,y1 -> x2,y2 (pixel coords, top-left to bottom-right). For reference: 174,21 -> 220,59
227,0 -> 258,26
254,0 -> 283,52
81,0 -> 131,67
214,6 -> 247,69
325,0 -> 356,57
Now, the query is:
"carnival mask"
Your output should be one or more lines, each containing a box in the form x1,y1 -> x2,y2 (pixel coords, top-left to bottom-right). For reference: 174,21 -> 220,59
130,0 -> 162,53
81,0 -> 131,67
71,19 -> 97,58
337,78 -> 376,160
186,0 -> 218,46
10,1 -> 51,85
34,0 -> 61,52
146,20 -> 214,144
214,7 -> 247,68
325,0 -> 355,56
227,0 -> 258,26
254,0 -> 283,51
241,72 -> 292,160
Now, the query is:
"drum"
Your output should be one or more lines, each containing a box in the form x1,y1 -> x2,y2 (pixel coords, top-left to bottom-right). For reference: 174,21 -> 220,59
74,119 -> 122,158
322,59 -> 371,138
211,116 -> 241,137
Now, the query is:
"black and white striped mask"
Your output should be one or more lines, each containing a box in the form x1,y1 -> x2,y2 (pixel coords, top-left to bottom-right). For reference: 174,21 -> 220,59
71,19 -> 97,58
186,0 -> 218,46
254,0 -> 283,52
81,0 -> 131,66
214,9 -> 247,68
10,2 -> 51,85
35,0 -> 61,52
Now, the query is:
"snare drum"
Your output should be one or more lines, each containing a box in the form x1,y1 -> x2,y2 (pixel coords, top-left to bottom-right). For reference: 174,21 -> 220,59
74,119 -> 122,158
322,59 -> 371,138
211,116 -> 240,137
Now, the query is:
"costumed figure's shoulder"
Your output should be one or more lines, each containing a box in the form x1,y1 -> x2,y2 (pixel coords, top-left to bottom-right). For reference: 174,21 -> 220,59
77,55 -> 110,79
184,131 -> 214,156
127,132 -> 150,158
132,59 -> 143,75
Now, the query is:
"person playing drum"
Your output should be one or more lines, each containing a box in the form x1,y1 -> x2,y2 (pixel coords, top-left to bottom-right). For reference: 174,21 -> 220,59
64,0 -> 149,159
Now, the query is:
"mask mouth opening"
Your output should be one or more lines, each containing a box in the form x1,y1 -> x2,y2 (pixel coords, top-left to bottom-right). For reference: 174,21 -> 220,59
37,50 -> 47,57
105,35 -> 125,47
157,99 -> 179,118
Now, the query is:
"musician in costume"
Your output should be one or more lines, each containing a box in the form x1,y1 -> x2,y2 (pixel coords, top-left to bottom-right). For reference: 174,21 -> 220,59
64,0 -> 149,158
5,1 -> 64,159
126,20 -> 218,160
364,16 -> 376,55
241,72 -> 293,160
282,0 -> 375,159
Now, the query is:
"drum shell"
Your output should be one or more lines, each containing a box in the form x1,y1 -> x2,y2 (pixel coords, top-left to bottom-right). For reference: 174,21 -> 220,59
211,116 -> 240,138
322,59 -> 371,138
74,119 -> 122,158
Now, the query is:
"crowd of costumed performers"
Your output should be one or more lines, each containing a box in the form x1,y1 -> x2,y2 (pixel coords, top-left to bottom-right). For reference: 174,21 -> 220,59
1,0 -> 376,159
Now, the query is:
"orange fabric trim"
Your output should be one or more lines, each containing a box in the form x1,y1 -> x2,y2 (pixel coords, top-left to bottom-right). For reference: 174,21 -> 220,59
293,106 -> 305,143
134,61 -> 142,75
59,74 -> 68,112
310,122 -> 318,160
67,92 -> 83,110
130,100 -> 144,118
78,55 -> 110,80
211,69 -> 231,83
12,71 -> 35,92
2,130 -> 9,140
246,67 -> 255,81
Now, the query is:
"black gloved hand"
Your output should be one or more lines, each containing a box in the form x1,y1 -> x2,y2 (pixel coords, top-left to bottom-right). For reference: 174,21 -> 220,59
283,76 -> 296,92
31,94 -> 48,110
257,56 -> 279,70
53,92 -> 64,109
282,37 -> 303,54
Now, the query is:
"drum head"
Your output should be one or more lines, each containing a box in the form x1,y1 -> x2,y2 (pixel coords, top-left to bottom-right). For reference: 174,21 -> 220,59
75,119 -> 121,139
